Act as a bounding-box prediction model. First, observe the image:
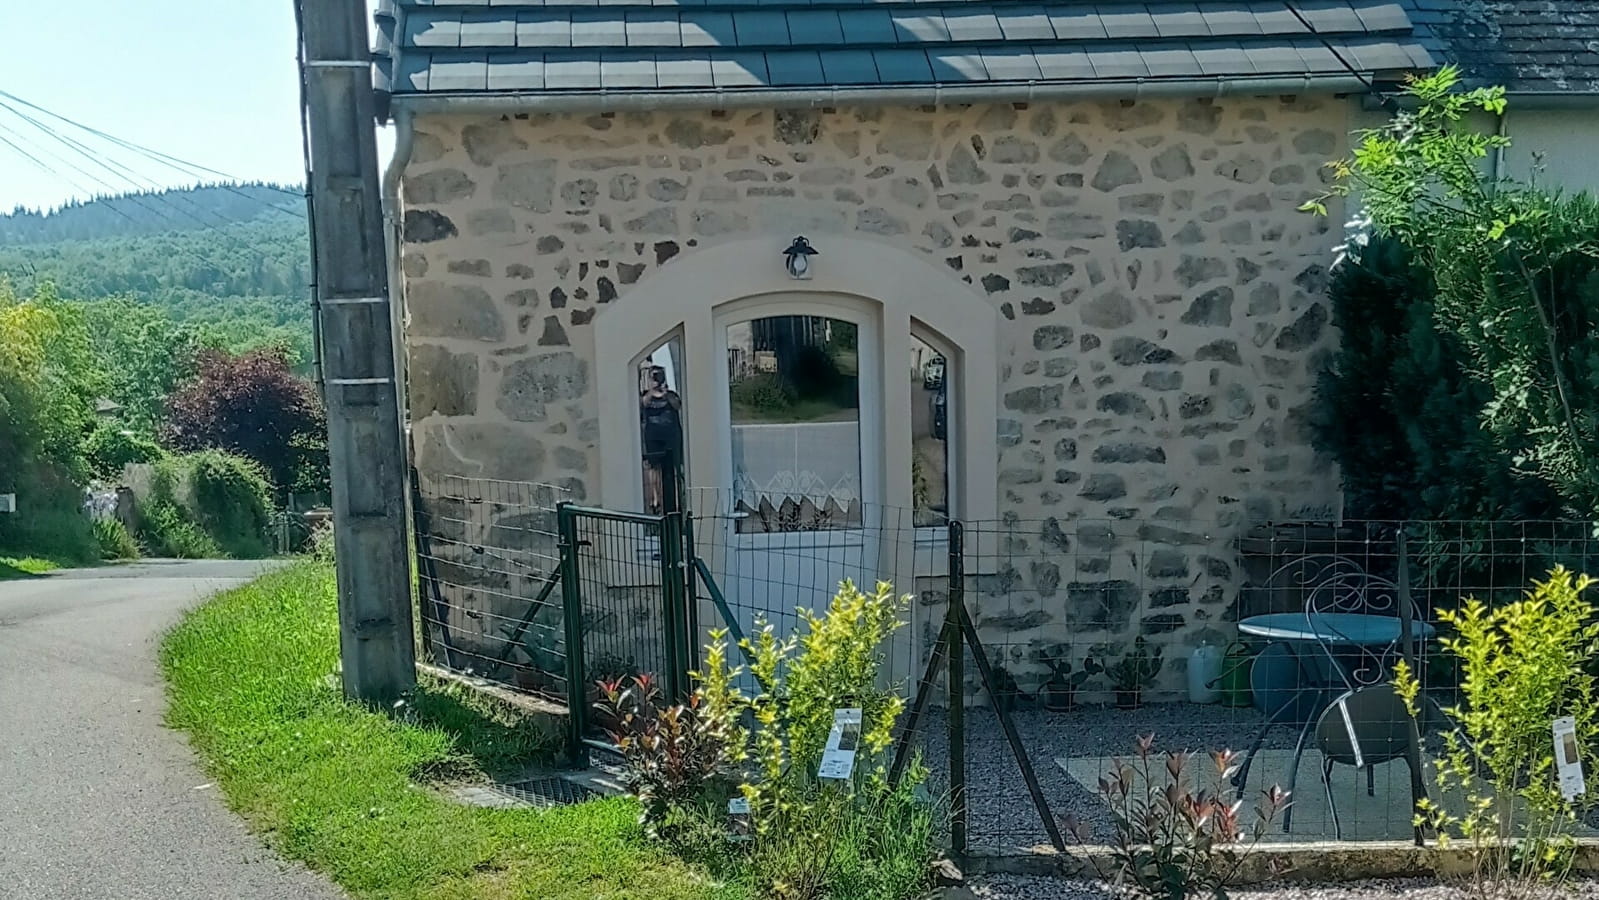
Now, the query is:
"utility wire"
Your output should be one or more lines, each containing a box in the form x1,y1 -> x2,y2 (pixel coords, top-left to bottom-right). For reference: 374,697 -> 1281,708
0,88 -> 307,217
0,100 -> 317,299
0,119 -> 142,226
0,102 -> 220,232
0,100 -> 241,232
0,121 -> 306,299
0,89 -> 302,195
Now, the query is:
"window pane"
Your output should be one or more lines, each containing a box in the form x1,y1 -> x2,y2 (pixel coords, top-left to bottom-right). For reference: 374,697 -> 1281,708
639,339 -> 684,514
727,315 -> 862,532
911,335 -> 949,527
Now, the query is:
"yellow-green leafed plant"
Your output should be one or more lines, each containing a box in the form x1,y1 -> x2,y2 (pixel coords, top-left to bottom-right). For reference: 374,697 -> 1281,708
695,580 -> 938,900
1394,567 -> 1599,898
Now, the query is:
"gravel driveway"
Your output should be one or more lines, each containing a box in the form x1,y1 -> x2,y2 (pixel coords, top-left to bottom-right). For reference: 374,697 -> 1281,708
0,560 -> 342,899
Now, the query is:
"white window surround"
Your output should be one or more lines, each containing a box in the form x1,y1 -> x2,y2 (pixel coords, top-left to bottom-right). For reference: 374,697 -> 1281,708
597,236 -> 997,523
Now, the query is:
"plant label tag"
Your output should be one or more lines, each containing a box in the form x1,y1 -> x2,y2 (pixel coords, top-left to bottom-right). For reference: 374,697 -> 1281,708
727,797 -> 751,841
1553,716 -> 1584,801
817,708 -> 863,780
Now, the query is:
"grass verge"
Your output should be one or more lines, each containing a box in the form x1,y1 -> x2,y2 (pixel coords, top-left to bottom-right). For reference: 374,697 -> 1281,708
160,560 -> 745,900
0,556 -> 63,579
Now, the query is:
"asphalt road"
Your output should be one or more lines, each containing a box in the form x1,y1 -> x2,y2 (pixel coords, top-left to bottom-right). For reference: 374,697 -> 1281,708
0,560 -> 343,899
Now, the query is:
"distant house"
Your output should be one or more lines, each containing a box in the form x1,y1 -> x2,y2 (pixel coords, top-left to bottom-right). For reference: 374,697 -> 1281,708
1410,0 -> 1599,193
373,0 -> 1451,677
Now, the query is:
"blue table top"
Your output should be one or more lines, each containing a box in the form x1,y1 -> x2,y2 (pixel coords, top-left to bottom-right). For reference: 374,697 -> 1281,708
1237,612 -> 1436,646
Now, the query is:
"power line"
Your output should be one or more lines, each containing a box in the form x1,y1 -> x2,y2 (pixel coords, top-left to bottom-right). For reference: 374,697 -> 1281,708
0,120 -> 142,226
0,122 -> 308,297
0,102 -> 222,233
0,89 -> 302,196
0,89 -> 307,218
0,100 -> 245,232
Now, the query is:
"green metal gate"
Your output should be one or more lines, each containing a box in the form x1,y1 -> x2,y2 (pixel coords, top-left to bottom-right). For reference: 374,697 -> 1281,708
557,503 -> 695,765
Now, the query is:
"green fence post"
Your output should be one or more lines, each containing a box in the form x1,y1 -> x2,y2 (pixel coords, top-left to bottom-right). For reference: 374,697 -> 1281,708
660,511 -> 689,702
948,519 -> 966,854
682,510 -> 701,674
557,503 -> 588,768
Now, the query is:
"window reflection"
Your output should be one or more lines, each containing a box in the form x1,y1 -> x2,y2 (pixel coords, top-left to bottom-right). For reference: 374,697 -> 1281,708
910,335 -> 949,527
639,339 -> 684,514
727,315 -> 862,532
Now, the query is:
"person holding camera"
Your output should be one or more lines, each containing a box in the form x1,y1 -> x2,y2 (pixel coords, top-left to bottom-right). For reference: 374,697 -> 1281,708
639,365 -> 683,513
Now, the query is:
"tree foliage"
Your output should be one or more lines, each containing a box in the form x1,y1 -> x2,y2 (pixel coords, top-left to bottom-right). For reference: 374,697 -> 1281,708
0,185 -> 314,369
1313,236 -> 1564,521
0,281 -> 104,560
0,185 -> 320,562
0,183 -> 302,245
163,347 -> 327,493
1310,67 -> 1599,517
83,422 -> 166,479
0,280 -> 101,485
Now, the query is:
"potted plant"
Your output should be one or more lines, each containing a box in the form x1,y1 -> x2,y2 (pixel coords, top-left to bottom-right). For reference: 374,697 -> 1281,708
988,650 -> 1032,713
1106,637 -> 1163,710
1036,645 -> 1100,712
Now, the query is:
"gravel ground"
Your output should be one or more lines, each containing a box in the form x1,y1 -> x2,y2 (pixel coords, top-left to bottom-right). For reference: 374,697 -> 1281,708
968,875 -> 1599,899
907,702 -> 1301,848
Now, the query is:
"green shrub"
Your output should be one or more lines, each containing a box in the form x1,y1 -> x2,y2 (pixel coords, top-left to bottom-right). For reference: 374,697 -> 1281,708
727,374 -> 796,419
0,468 -> 97,565
93,518 -> 140,560
1309,68 -> 1599,517
694,581 -> 941,900
187,451 -> 273,558
1313,236 -> 1562,522
136,452 -> 272,560
83,424 -> 164,480
1395,568 -> 1599,894
140,500 -> 222,559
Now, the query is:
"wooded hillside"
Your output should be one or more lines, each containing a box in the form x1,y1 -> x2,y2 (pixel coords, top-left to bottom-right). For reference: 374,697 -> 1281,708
0,184 -> 314,365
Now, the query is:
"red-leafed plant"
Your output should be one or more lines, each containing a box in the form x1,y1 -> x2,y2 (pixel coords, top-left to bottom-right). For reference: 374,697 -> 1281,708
163,346 -> 326,493
1063,735 -> 1289,900
594,673 -> 733,838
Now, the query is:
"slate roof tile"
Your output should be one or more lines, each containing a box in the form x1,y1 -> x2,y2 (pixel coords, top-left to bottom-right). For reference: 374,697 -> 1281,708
375,0 -> 1440,98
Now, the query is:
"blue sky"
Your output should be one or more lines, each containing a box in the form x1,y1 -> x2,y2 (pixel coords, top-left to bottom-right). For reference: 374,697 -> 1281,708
0,0 -> 387,213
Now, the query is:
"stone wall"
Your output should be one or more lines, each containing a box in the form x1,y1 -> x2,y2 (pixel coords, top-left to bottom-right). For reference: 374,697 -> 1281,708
399,97 -> 1348,681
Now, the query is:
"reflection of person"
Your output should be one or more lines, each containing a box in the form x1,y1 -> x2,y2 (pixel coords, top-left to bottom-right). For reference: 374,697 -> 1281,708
640,366 -> 682,513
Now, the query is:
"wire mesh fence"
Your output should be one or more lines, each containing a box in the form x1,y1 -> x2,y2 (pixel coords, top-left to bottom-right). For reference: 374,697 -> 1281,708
413,474 -> 569,698
411,477 -> 1599,852
685,503 -> 1599,851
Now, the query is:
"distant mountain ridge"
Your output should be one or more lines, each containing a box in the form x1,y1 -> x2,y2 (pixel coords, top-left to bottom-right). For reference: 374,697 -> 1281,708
1,182 -> 304,245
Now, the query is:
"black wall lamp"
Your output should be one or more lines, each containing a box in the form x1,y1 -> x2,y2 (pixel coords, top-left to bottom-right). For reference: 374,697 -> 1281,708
783,236 -> 817,280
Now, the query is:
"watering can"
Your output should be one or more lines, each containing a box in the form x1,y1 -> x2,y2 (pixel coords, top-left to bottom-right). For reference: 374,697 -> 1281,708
1187,642 -> 1222,704
1214,640 -> 1254,708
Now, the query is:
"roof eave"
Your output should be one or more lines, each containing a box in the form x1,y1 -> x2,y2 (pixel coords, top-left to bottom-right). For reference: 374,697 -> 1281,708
387,72 -> 1390,118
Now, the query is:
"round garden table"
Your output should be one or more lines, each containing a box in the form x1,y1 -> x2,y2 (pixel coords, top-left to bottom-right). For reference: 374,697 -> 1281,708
1238,612 -> 1435,646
